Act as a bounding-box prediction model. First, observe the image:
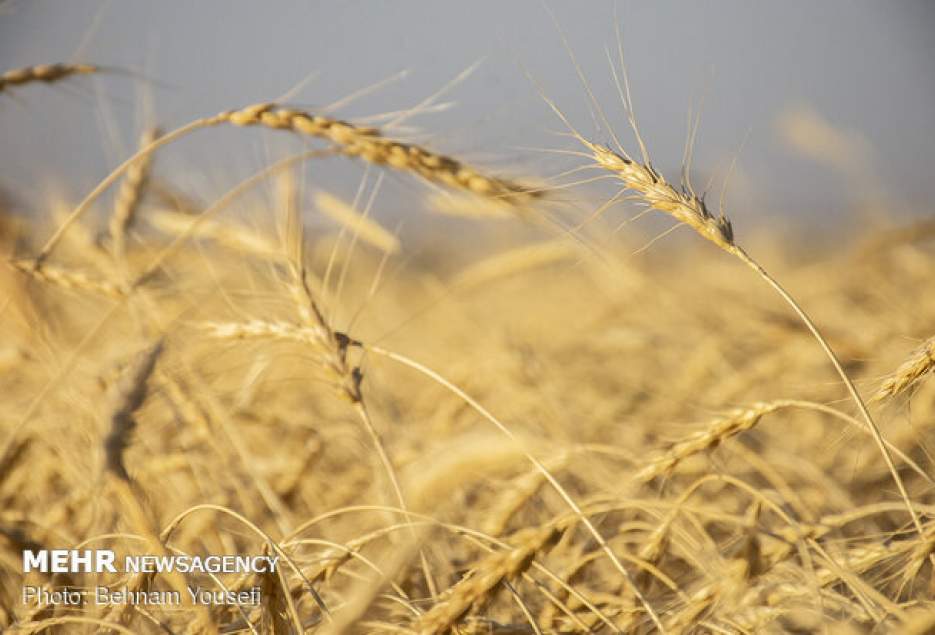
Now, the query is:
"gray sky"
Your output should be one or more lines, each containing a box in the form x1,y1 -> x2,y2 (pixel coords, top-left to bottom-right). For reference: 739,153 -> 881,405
1,1 -> 933,234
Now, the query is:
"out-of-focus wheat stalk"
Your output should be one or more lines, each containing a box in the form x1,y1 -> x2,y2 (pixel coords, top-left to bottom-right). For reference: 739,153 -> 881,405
366,343 -> 666,630
100,340 -> 213,629
103,339 -> 163,480
314,190 -> 401,255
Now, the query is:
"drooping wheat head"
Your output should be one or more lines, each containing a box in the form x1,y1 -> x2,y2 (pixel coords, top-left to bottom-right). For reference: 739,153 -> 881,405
37,101 -> 539,268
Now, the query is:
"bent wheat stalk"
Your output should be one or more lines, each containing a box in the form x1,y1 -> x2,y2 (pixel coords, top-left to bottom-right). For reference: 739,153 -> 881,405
366,344 -> 665,632
280,196 -> 439,600
540,42 -> 925,535
36,102 -> 538,266
581,136 -> 924,539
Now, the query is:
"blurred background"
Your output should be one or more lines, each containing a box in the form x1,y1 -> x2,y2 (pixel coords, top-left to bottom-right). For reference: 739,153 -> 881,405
1,0 -> 933,236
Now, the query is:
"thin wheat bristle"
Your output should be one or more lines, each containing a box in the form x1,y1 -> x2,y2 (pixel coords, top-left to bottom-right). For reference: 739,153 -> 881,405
872,336 -> 935,403
0,63 -> 97,92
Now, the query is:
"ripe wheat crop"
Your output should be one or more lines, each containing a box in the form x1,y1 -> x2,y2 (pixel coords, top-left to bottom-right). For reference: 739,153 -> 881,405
1,27 -> 934,635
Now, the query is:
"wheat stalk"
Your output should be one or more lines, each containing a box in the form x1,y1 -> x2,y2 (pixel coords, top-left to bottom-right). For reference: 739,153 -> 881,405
279,195 -> 440,599
36,102 -> 538,266
366,344 -> 665,631
562,114 -> 926,542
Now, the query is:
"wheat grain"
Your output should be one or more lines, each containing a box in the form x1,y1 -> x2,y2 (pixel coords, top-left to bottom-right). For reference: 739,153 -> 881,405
585,140 -> 734,250
198,319 -> 333,349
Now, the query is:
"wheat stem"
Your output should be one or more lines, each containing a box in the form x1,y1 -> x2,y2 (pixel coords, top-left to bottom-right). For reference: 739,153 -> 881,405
729,244 -> 925,538
37,103 -> 536,264
367,344 -> 663,633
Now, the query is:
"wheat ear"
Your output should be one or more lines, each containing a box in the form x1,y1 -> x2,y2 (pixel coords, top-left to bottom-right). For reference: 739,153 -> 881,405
281,199 -> 438,599
10,259 -> 125,298
367,344 -> 665,631
103,339 -> 163,480
633,402 -> 781,483
0,63 -> 96,92
110,126 -> 160,266
36,102 -> 537,265
872,336 -> 935,403
412,526 -> 562,635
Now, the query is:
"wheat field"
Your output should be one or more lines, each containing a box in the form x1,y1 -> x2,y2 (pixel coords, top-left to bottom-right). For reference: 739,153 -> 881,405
1,35 -> 935,635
